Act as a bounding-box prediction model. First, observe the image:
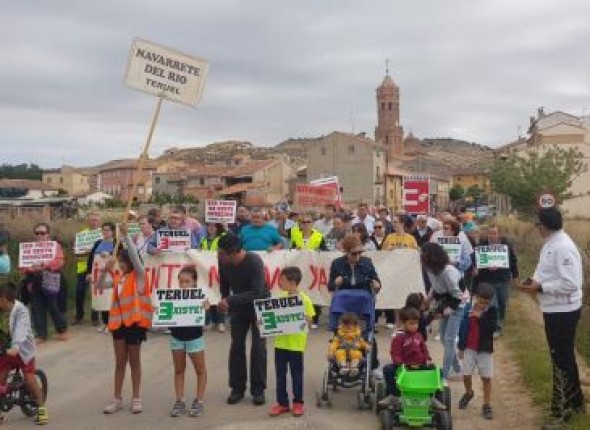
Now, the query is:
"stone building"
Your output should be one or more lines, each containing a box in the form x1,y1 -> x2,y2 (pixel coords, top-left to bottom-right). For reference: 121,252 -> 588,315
306,131 -> 386,206
42,166 -> 90,196
375,72 -> 404,160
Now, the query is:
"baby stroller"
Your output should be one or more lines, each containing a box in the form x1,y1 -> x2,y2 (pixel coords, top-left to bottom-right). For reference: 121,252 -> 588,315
316,288 -> 376,410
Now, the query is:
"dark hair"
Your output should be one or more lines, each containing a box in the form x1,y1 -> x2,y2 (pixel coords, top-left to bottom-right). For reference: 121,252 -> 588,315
325,204 -> 336,211
217,233 -> 241,253
207,223 -> 226,237
400,215 -> 413,231
147,208 -> 161,217
352,222 -> 369,244
280,266 -> 302,285
102,222 -> 116,235
443,218 -> 461,236
341,235 -> 362,252
333,214 -> 345,222
117,248 -> 133,272
340,312 -> 359,326
33,222 -> 50,235
358,203 -> 368,209
421,242 -> 450,275
538,208 -> 562,231
405,292 -> 425,310
399,306 -> 420,322
476,283 -> 495,300
172,204 -> 187,215
0,281 -> 18,302
179,265 -> 198,281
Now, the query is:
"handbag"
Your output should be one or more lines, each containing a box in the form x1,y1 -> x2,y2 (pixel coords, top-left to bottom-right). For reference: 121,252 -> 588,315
41,271 -> 61,296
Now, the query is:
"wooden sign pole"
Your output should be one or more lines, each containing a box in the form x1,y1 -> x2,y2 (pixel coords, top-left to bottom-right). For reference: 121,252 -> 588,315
116,96 -> 164,251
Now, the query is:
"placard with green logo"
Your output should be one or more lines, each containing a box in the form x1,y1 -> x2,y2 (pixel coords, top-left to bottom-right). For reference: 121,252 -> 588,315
476,245 -> 509,269
152,288 -> 206,327
254,296 -> 308,338
436,236 -> 461,264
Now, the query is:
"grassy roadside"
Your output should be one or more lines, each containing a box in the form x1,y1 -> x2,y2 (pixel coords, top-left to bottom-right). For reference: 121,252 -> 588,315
502,241 -> 590,428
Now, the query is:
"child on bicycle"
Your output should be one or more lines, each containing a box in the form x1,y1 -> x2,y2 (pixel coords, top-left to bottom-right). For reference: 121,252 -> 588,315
268,267 -> 315,418
169,266 -> 210,418
379,306 -> 445,410
0,281 -> 48,425
457,282 -> 498,420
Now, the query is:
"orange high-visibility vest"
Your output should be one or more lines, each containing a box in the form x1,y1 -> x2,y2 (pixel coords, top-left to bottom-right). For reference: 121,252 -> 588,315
108,271 -> 153,331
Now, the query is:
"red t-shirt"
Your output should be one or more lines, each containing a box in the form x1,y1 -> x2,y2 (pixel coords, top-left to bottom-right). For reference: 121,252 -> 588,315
465,315 -> 480,351
390,331 -> 431,366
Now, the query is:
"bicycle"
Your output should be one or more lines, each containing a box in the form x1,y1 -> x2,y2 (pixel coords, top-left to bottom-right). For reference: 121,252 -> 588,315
0,352 -> 48,418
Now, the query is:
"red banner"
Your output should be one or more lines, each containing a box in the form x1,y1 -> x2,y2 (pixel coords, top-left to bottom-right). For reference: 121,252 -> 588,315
403,175 -> 430,214
295,184 -> 340,208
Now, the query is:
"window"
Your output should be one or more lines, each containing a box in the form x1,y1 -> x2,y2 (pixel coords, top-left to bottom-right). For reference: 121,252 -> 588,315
320,147 -> 326,156
348,145 -> 355,155
388,102 -> 392,110
200,178 -> 205,186
390,190 -> 394,199
155,177 -> 160,184
59,177 -> 64,184
47,178 -> 52,184
385,135 -> 389,144
376,166 -> 380,177
381,102 -> 385,111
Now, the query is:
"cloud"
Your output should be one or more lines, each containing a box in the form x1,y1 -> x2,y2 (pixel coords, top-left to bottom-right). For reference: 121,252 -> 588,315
1,0 -> 589,167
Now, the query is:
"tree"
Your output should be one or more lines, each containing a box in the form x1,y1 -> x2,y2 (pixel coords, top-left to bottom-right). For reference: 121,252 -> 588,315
465,184 -> 484,203
490,145 -> 587,217
449,185 -> 465,202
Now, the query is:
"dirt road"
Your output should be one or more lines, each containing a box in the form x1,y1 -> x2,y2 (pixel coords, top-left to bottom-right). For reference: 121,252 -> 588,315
4,323 -> 538,429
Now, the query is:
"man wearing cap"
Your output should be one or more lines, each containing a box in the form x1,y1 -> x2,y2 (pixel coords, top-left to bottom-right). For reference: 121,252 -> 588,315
519,208 -> 584,423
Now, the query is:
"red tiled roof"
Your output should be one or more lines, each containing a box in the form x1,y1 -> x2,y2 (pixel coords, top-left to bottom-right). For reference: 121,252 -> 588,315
219,182 -> 263,195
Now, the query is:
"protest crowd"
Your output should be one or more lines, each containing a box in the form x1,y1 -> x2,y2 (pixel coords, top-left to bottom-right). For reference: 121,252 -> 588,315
0,201 -> 585,429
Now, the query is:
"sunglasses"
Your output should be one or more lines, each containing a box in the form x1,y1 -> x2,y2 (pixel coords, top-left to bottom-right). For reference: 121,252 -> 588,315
374,225 -> 383,229
350,250 -> 363,256
34,231 -> 48,235
301,220 -> 312,224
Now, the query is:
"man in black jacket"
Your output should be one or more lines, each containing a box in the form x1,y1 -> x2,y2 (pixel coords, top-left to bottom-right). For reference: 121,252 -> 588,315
473,224 -> 518,338
217,233 -> 270,406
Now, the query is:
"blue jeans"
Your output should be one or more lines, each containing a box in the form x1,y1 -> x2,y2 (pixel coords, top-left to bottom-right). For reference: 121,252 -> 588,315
439,307 -> 463,379
275,348 -> 304,405
382,363 -> 399,396
490,282 -> 509,329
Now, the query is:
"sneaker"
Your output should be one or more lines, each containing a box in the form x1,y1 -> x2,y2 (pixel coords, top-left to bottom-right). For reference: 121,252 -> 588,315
252,394 -> 266,406
292,402 -> 304,416
269,404 -> 290,416
170,400 -> 186,417
131,398 -> 143,414
204,323 -> 212,331
103,398 -> 123,414
311,324 -> 318,330
482,403 -> 493,420
91,320 -> 99,327
493,331 -> 502,339
349,367 -> 360,377
227,391 -> 244,405
434,334 -> 441,341
57,332 -> 69,341
97,325 -> 106,333
35,338 -> 46,346
164,329 -> 171,335
431,398 -> 447,410
447,369 -> 462,381
385,323 -> 395,330
71,318 -> 83,326
339,366 -> 350,376
188,399 -> 204,417
217,323 -> 226,333
35,406 -> 49,425
458,391 -> 474,409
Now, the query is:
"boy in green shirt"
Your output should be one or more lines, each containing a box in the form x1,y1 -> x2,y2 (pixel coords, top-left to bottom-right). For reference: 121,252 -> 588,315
268,267 -> 315,418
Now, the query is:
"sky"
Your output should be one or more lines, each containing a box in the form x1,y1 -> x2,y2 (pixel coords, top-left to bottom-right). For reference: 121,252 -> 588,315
1,0 -> 590,168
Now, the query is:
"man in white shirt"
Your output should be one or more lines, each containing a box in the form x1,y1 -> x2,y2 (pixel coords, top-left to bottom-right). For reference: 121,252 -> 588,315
314,204 -> 336,236
519,208 -> 584,423
352,203 -> 375,235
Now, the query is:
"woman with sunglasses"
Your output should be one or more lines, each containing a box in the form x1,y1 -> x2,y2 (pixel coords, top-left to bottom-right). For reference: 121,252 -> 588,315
23,223 -> 68,343
287,213 -> 327,329
328,236 -> 381,294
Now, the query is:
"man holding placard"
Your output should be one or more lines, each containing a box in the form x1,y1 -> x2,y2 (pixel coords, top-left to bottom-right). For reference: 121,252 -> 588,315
474,224 -> 519,338
147,207 -> 199,255
217,233 -> 270,406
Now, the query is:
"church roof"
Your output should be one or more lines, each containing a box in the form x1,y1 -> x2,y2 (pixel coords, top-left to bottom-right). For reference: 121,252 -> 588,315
378,74 -> 398,89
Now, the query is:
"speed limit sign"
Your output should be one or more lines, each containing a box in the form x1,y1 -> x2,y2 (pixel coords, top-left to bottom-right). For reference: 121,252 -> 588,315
538,193 -> 556,209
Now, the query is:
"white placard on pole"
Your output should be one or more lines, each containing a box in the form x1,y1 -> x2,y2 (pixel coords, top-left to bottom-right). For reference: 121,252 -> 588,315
18,241 -> 58,268
205,200 -> 237,223
124,38 -> 209,106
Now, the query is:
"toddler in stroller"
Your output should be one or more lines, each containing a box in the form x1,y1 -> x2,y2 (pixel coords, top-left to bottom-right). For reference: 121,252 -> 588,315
329,312 -> 370,377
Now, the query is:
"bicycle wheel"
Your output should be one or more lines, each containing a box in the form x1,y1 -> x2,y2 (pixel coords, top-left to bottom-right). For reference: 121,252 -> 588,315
20,369 -> 48,417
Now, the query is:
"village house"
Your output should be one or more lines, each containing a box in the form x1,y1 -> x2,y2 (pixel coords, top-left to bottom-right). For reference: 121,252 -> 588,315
497,109 -> 590,217
42,166 -> 90,196
96,159 -> 158,203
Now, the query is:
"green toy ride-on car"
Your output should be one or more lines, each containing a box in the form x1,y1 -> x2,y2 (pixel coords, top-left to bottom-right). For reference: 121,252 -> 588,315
376,365 -> 452,430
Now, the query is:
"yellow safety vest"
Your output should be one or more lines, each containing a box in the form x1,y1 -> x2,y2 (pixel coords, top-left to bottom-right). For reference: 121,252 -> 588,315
200,233 -> 225,251
290,227 -> 323,250
76,228 -> 89,274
